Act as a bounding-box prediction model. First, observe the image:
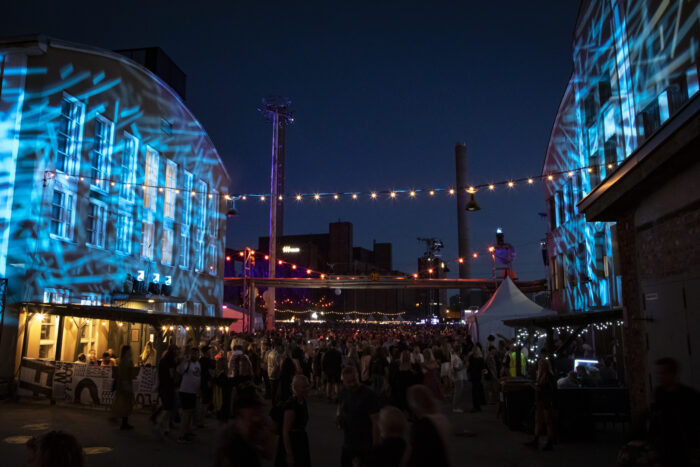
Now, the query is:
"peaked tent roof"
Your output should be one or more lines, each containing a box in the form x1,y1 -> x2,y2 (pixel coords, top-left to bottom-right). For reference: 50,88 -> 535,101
475,277 -> 555,322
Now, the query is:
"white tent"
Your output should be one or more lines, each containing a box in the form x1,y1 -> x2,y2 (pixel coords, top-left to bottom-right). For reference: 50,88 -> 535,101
474,277 -> 555,345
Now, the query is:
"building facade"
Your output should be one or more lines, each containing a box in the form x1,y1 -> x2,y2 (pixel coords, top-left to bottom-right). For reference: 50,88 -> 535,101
544,1 -> 699,418
0,36 -> 230,379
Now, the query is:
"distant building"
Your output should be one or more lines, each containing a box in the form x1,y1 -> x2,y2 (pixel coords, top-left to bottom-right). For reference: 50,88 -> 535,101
225,221 -> 416,319
0,35 -> 230,380
543,1 -> 699,420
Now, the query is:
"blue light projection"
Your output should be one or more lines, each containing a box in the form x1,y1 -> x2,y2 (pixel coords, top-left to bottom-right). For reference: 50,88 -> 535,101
543,0 -> 699,313
0,37 -> 230,320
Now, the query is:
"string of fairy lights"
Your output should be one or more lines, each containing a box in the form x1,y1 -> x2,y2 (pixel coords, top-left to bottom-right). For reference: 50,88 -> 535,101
227,245 -> 498,282
44,160 -> 611,204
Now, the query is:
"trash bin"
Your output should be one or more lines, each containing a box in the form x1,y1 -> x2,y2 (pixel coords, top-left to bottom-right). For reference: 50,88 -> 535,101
501,378 -> 534,432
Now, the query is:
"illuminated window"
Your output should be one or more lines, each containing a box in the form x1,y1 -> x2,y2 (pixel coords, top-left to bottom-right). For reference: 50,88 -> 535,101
116,212 -> 133,254
120,133 -> 138,203
182,171 -> 193,226
179,225 -> 190,269
141,221 -> 155,260
56,95 -> 84,176
658,90 -> 670,124
586,124 -> 598,157
162,226 -> 174,265
50,187 -> 74,240
143,147 -> 159,211
603,105 -> 616,142
197,180 -> 207,230
91,116 -> 113,191
193,303 -> 202,316
40,288 -> 69,359
164,160 -> 177,219
86,201 -> 107,248
208,189 -> 218,237
208,243 -> 217,275
207,304 -> 214,317
194,231 -> 204,272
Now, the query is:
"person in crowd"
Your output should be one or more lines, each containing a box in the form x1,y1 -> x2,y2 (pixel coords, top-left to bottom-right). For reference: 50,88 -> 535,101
390,350 -> 416,411
525,349 -> 556,451
370,346 -> 389,398
599,356 -> 619,387
107,348 -> 117,364
275,375 -> 312,467
111,345 -> 138,430
557,371 -> 579,389
485,346 -> 499,404
26,430 -> 84,467
87,348 -> 99,365
267,343 -> 283,404
507,344 -> 526,378
261,340 -> 272,397
450,344 -> 466,413
215,388 -> 275,467
406,385 -> 451,467
278,348 -> 298,404
212,356 -> 229,421
366,406 -> 409,467
153,345 -> 178,436
74,353 -> 86,364
648,357 -> 700,467
312,341 -> 326,391
323,341 -> 343,402
177,347 -> 201,443
140,341 -> 156,367
101,351 -> 115,367
199,345 -> 215,422
468,343 -> 486,412
421,348 -> 443,402
337,365 -> 380,467
439,343 -> 453,394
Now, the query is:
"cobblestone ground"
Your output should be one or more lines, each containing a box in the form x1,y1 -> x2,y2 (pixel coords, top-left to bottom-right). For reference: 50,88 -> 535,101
0,395 -> 623,466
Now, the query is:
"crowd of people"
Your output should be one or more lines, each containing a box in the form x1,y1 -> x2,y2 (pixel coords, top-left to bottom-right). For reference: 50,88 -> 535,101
21,323 -> 699,467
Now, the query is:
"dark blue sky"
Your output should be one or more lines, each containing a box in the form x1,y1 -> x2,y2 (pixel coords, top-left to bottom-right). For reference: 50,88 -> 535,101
3,1 -> 579,280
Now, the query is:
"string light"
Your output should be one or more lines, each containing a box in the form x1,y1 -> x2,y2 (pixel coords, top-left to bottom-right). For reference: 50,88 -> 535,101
333,194 -> 339,200
409,191 -> 416,197
507,182 -> 514,188
390,192 -> 397,198
429,190 -> 435,196
449,188 -> 455,195
527,179 -> 534,184
260,196 -> 266,201
314,194 -> 320,200
458,258 -> 464,263
488,184 -> 495,190
296,195 -> 302,200
371,192 -> 377,199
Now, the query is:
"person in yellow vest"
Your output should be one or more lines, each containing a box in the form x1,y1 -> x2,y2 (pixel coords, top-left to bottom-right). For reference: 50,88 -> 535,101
508,346 -> 527,378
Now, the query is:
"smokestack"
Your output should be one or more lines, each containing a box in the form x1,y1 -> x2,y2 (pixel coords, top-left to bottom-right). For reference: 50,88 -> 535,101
455,142 -> 470,283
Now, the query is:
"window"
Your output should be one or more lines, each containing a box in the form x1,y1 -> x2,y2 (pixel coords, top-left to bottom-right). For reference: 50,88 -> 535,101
208,189 -> 218,237
86,201 -> 107,248
40,288 -> 69,359
91,116 -> 113,191
687,66 -> 699,97
594,232 -> 606,278
162,226 -> 174,265
194,232 -> 204,272
208,243 -> 217,275
179,226 -> 190,269
141,221 -> 155,260
556,191 -> 565,227
176,303 -> 185,314
116,212 -> 133,254
207,304 -> 214,317
120,134 -> 138,202
50,188 -> 74,239
589,155 -> 601,188
56,95 -> 84,176
197,180 -> 207,230
586,124 -> 598,158
658,90 -> 670,124
193,303 -> 202,316
565,178 -> 575,220
182,171 -> 193,227
603,105 -> 616,142
164,160 -> 177,219
547,196 -> 556,230
144,147 -> 159,211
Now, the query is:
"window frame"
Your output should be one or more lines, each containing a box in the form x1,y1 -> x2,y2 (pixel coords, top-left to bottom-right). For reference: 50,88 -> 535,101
90,115 -> 114,193
164,160 -> 177,219
120,133 -> 138,203
86,199 -> 107,248
143,147 -> 159,212
56,94 -> 85,176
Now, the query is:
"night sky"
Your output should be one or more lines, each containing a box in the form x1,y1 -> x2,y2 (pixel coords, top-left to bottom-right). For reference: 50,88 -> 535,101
3,1 -> 580,280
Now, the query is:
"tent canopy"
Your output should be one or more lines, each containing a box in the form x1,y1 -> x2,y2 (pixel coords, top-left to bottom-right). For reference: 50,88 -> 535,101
474,277 -> 555,344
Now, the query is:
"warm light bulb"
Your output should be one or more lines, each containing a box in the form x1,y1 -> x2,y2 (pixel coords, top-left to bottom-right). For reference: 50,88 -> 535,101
159,187 -> 164,192
314,194 -> 320,200
390,192 -> 396,198
429,190 -> 435,196
527,179 -> 534,184
468,186 -> 475,193
191,191 -> 196,196
264,255 -> 269,260
473,252 -> 478,258
226,256 -> 231,261
278,260 -> 283,265
428,268 -> 433,274
547,175 -> 554,181
306,269 -> 312,274
333,194 -> 339,199
110,181 -> 116,186
458,258 -> 464,263
260,196 -> 266,201
371,192 -> 377,199
352,193 -> 358,199
413,273 -> 418,278
568,171 -> 573,177
607,164 -> 613,169
296,195 -> 302,200
320,274 -> 326,279
292,265 -> 297,270
587,168 -> 593,173
449,189 -> 455,195
507,182 -> 514,188
409,191 -> 416,197
488,184 -> 495,190
241,195 -> 247,200
278,195 -> 283,200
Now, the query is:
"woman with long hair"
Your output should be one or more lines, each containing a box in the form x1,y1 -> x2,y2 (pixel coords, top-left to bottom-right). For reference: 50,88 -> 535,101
111,345 -> 138,430
525,349 -> 556,451
468,344 -> 486,412
421,348 -> 444,402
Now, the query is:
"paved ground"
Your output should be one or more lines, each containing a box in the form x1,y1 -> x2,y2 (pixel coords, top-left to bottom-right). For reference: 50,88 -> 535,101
0,394 -> 623,466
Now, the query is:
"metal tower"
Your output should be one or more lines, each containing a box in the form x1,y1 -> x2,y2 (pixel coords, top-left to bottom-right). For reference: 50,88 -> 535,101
259,97 -> 293,331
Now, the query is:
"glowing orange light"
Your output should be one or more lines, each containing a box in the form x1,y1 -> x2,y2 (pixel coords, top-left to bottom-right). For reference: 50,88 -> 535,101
278,260 -> 283,265
428,268 -> 433,274
314,194 -> 320,200
488,184 -> 495,190
320,274 -> 326,279
191,190 -> 196,196
468,186 -> 475,193
472,252 -> 478,258
527,178 -> 534,184
507,181 -> 514,188
352,193 -> 358,199
413,273 -> 418,279
110,181 -> 116,186
429,190 -> 435,196
449,189 -> 455,195
264,255 -> 269,260
241,195 -> 247,200
568,171 -> 573,177
390,192 -> 396,198
306,269 -> 312,274
333,194 -> 339,199
587,168 -> 593,173
238,251 -> 245,257
488,246 -> 495,253
226,256 -> 231,261
292,265 -> 297,270
371,193 -> 377,199
409,191 -> 416,197
260,196 -> 266,201
547,175 -> 553,181
607,164 -> 613,169
278,195 -> 283,200
296,194 -> 302,200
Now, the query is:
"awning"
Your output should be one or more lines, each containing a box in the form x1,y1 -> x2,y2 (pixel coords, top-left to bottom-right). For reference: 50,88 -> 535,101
503,308 -> 623,329
18,301 -> 236,328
